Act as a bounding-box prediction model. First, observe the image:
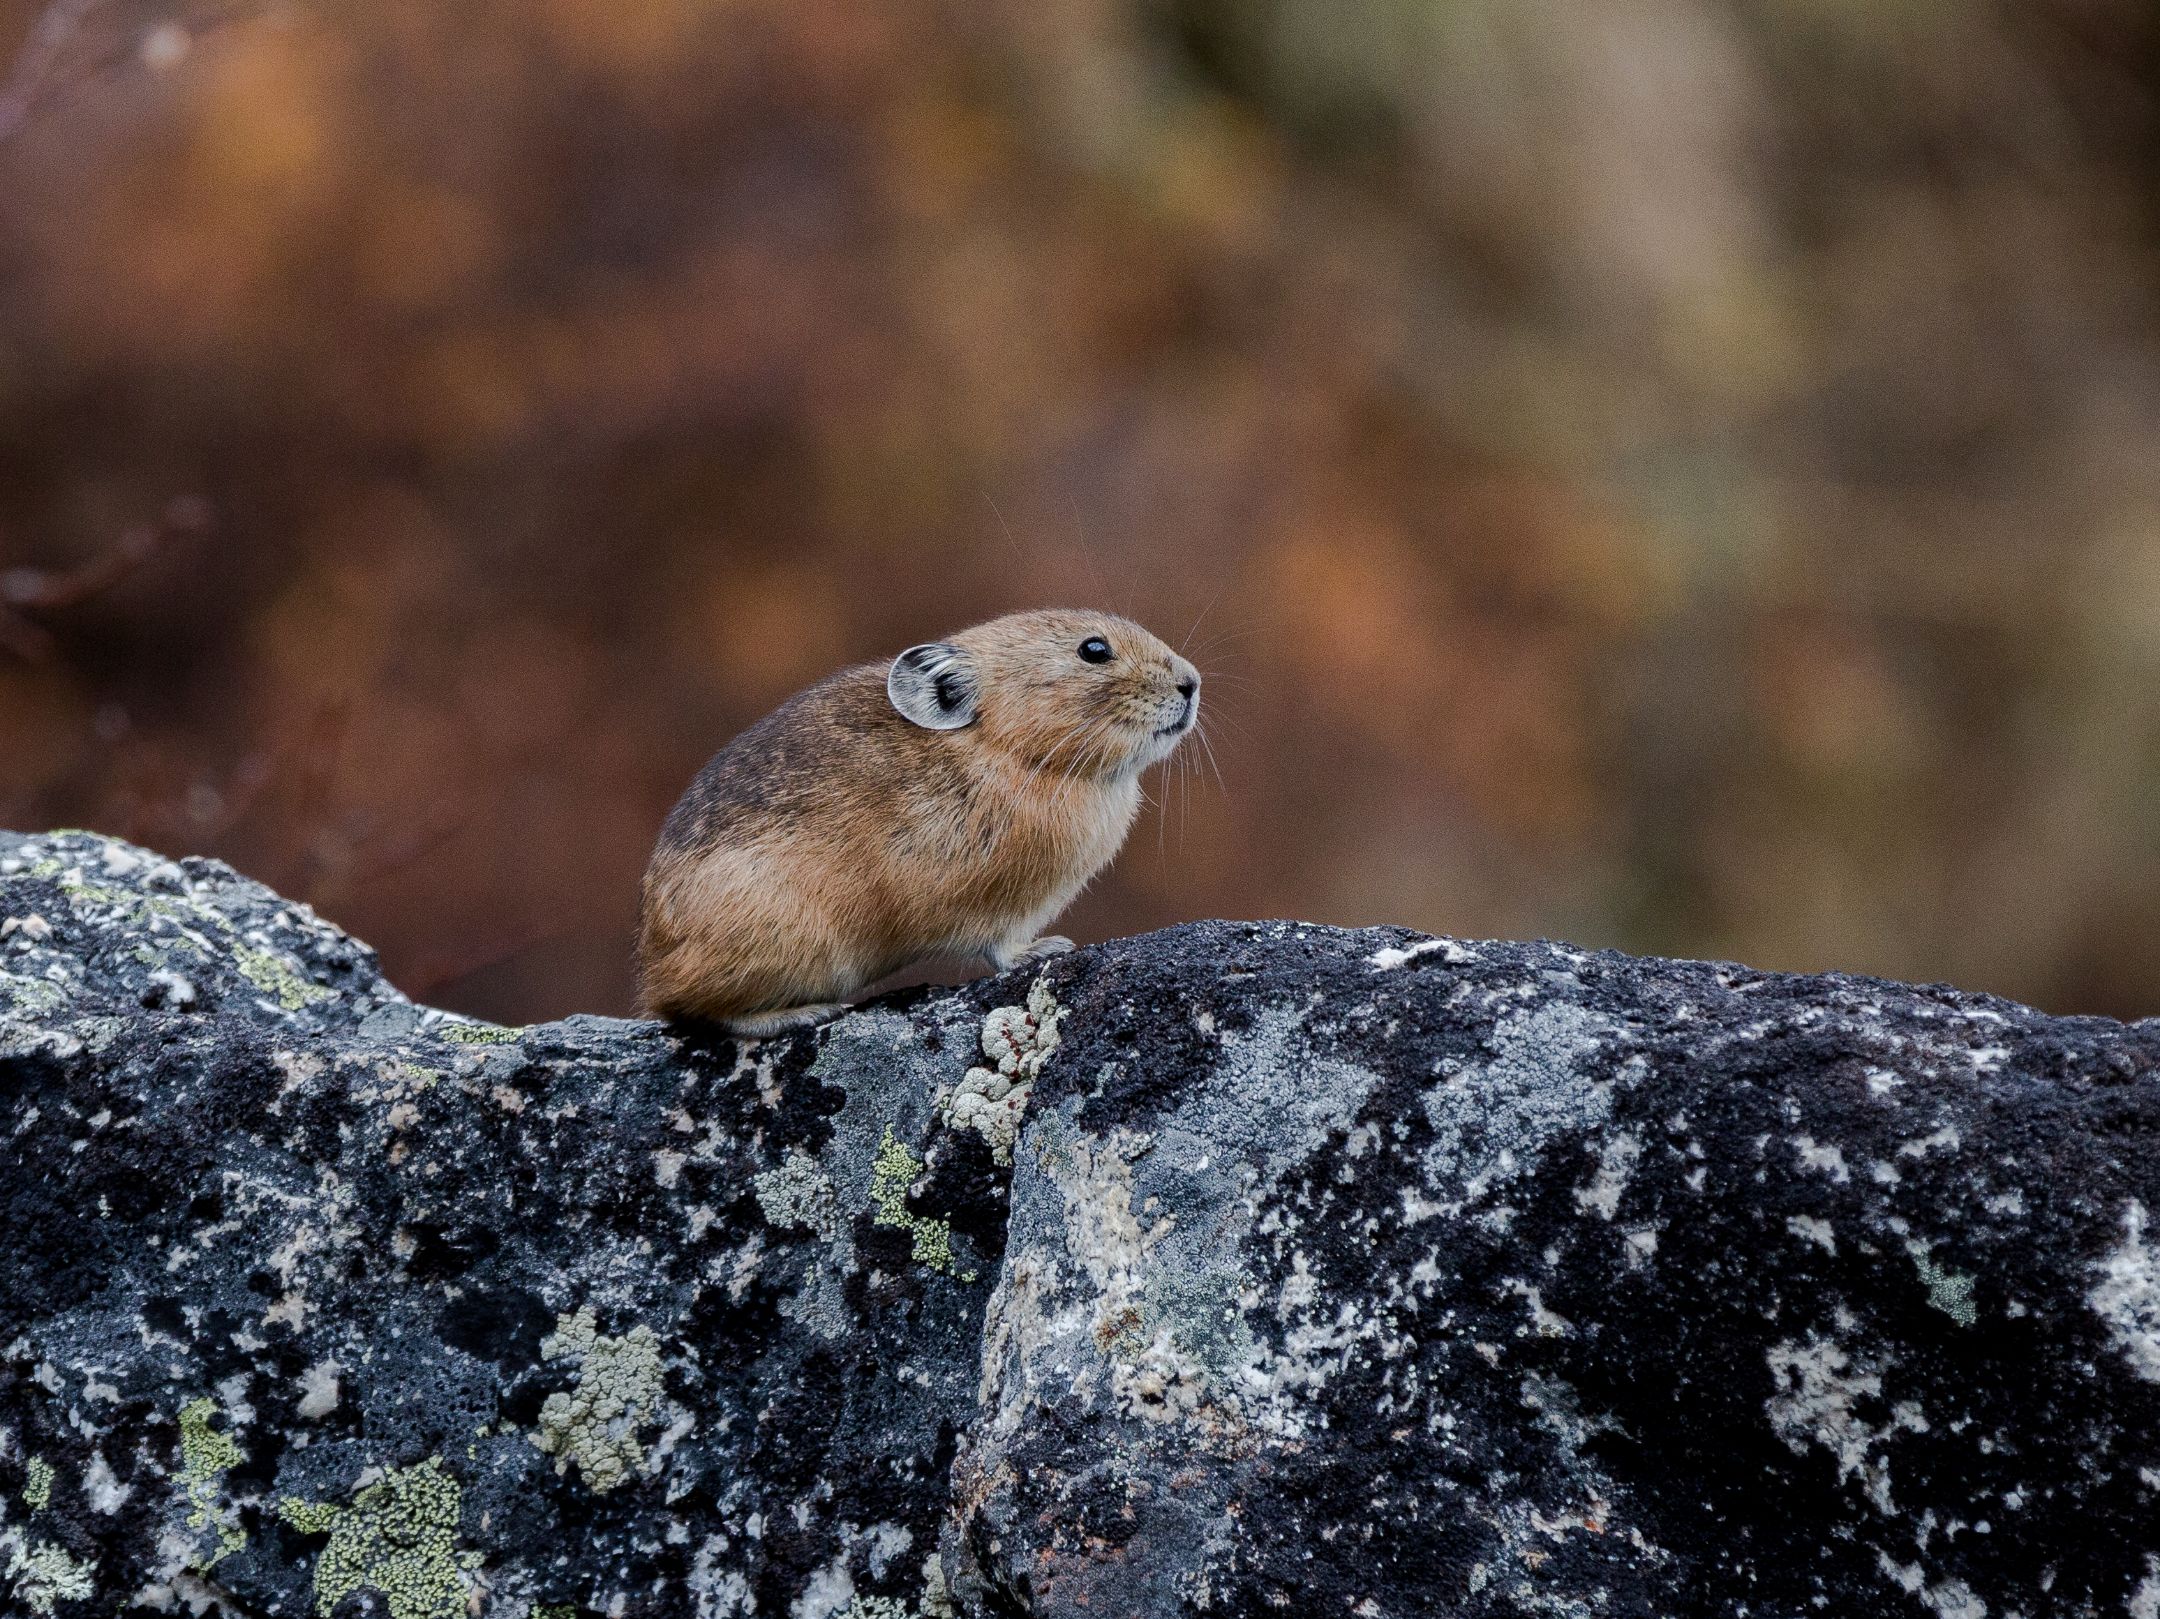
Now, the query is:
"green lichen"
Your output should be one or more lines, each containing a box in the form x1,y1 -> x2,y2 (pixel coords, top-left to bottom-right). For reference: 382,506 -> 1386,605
533,1606 -> 579,1619
139,893 -> 228,947
530,1307 -> 665,1492
177,1397 -> 247,1566
6,1540 -> 94,1613
439,1020 -> 521,1045
279,1457 -> 479,1619
1908,1241 -> 1978,1327
0,974 -> 67,1019
870,1125 -> 968,1278
232,942 -> 332,1009
278,1498 -> 340,1535
21,1455 -> 54,1511
54,872 -> 128,905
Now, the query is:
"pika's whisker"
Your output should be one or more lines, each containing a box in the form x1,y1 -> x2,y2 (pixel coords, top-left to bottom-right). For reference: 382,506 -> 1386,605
1181,588 -> 1225,655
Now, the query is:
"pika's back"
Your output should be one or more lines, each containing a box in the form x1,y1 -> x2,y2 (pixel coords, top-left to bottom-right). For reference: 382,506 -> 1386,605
652,665 -> 950,860
637,608 -> 1200,1029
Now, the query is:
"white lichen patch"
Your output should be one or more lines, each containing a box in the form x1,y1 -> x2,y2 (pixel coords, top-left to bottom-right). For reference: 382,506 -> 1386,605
530,1307 -> 667,1492
1788,1216 -> 1837,1255
1876,1554 -> 1990,1618
1505,1280 -> 1575,1338
296,1359 -> 341,1420
6,1537 -> 95,1614
2089,1200 -> 2160,1382
1898,1125 -> 1961,1160
792,1551 -> 856,1618
1573,1132 -> 1641,1220
1765,1335 -> 1926,1515
2130,1556 -> 2160,1619
753,1153 -> 839,1239
1865,1066 -> 1905,1098
939,977 -> 1065,1165
1035,1120 -> 1210,1424
1367,936 -> 1475,970
1423,1001 -> 1636,1203
1792,1136 -> 1851,1183
82,1451 -> 128,1514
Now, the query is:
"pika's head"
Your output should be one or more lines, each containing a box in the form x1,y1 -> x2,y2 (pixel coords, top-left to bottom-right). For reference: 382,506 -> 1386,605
887,609 -> 1200,778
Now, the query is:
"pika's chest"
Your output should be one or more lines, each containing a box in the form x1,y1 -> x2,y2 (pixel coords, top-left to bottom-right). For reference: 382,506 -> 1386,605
901,773 -> 1137,891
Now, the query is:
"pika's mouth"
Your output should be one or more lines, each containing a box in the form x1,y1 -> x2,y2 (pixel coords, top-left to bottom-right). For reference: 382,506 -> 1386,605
1153,697 -> 1197,738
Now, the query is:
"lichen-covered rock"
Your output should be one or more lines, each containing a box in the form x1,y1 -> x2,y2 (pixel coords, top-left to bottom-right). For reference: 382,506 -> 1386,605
0,831 -> 1005,1618
4,831 -> 2159,1617
952,930 -> 2160,1618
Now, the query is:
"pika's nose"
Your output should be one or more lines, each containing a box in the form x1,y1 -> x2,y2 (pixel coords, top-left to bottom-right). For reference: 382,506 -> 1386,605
1176,675 -> 1198,700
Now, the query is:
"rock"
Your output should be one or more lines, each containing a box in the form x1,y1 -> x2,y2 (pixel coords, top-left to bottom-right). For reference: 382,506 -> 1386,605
0,830 -> 998,1619
2,830 -> 2158,1618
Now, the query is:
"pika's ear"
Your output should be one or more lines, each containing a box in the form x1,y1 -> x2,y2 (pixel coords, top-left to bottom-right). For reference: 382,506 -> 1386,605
888,642 -> 978,730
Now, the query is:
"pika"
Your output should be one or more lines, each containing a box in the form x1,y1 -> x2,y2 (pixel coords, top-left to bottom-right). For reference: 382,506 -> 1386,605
636,608 -> 1201,1035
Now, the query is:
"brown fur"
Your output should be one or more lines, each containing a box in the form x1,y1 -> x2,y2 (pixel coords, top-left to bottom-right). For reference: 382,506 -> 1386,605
636,609 -> 1200,1031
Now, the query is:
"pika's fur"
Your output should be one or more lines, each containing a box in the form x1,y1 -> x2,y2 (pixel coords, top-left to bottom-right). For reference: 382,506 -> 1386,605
637,608 -> 1201,1034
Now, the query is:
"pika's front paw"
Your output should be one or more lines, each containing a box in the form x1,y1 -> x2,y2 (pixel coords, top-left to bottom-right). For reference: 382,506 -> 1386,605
723,1001 -> 849,1038
983,935 -> 1074,973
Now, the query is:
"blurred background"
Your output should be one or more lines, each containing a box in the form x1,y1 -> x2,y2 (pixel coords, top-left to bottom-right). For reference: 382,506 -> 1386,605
1,0 -> 2156,1024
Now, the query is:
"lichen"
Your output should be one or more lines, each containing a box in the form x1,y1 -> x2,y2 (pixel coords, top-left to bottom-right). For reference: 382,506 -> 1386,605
177,1397 -> 246,1566
870,1125 -> 966,1277
919,1554 -> 959,1618
22,1456 -> 53,1511
1764,1335 -> 1926,1516
753,1152 -> 840,1237
279,1498 -> 340,1536
0,974 -> 66,1020
530,1306 -> 665,1492
2090,1199 -> 2160,1381
533,1606 -> 578,1619
938,976 -> 1064,1165
279,1457 -> 480,1619
6,1539 -> 94,1613
1907,1241 -> 1978,1327
439,1019 -> 521,1045
233,942 -> 333,1010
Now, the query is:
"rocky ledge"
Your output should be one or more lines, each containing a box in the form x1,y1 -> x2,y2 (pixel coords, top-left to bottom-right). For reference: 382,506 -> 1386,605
2,830 -> 2159,1618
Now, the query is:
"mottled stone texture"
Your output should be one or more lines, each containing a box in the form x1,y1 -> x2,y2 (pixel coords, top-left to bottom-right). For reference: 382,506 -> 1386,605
3,832 -> 2159,1619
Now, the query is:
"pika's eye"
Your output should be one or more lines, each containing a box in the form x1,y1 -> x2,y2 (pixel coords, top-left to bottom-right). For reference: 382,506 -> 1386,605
1077,636 -> 1114,664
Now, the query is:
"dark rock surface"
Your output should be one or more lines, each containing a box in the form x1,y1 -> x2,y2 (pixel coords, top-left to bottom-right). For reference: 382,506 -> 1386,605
3,830 -> 2158,1618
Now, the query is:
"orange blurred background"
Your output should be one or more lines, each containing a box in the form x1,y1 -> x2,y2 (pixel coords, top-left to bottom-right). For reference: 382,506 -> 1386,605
2,0 -> 2156,1022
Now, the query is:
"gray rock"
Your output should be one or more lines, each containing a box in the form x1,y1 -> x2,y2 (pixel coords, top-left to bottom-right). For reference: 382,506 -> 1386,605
2,831 -> 2157,1618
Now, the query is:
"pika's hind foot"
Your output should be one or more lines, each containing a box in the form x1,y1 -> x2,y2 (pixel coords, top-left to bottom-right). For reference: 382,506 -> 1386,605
985,935 -> 1073,973
724,1002 -> 850,1038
